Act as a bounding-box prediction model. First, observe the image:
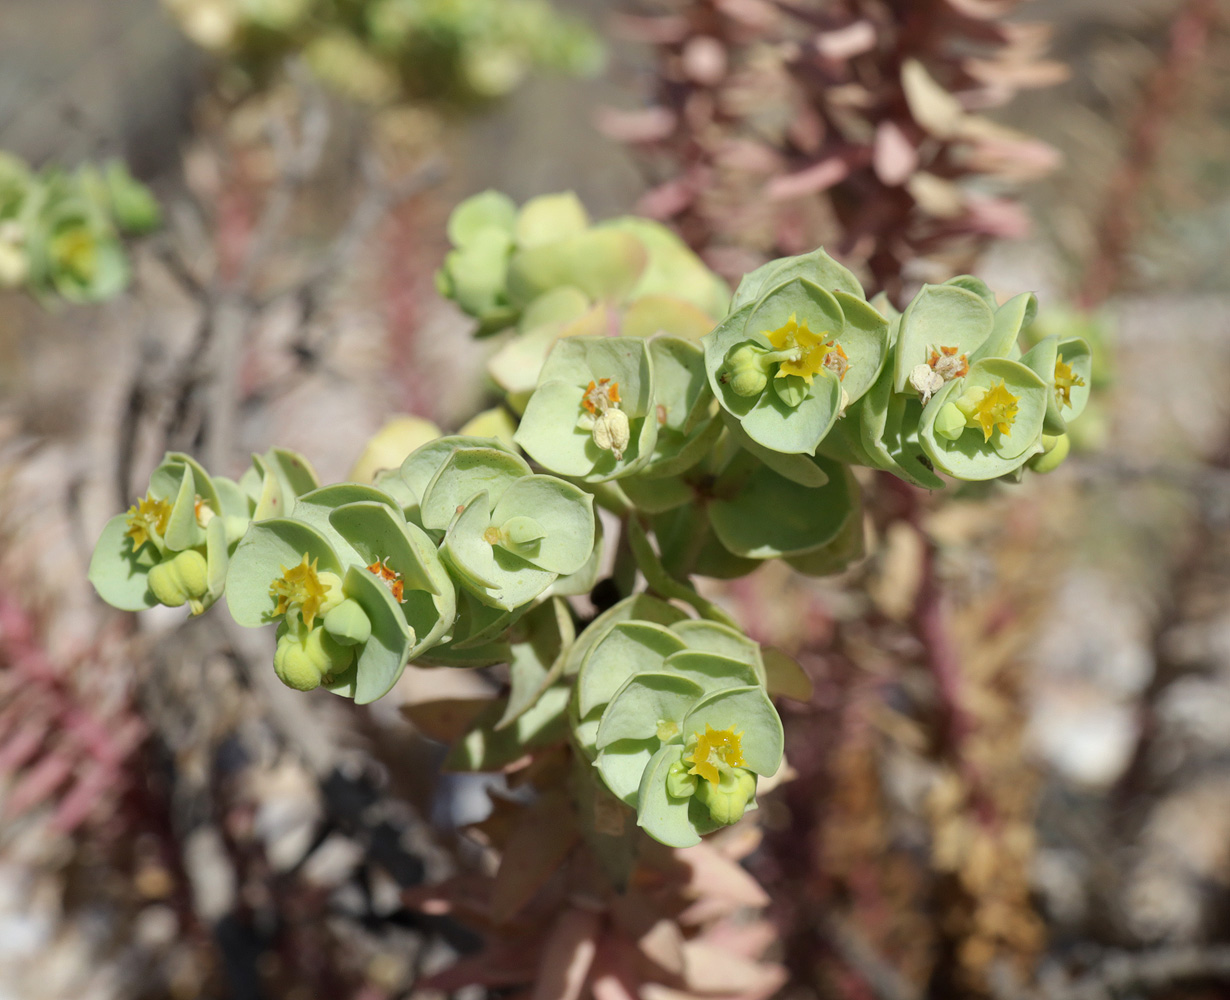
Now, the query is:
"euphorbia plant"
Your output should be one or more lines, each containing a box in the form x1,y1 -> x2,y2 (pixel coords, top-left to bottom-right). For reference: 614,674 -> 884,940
90,191 -> 1093,850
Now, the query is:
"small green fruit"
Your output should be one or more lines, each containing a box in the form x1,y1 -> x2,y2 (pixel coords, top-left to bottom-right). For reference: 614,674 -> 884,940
694,768 -> 757,825
1029,433 -> 1070,474
148,550 -> 209,611
274,624 -> 354,692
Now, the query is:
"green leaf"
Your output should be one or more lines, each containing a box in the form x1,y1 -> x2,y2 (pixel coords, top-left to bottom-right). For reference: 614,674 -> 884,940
420,447 -> 531,531
514,380 -> 598,477
762,647 -> 814,701
562,594 -> 689,678
894,283 -> 995,394
972,292 -> 1037,364
636,744 -> 700,848
595,738 -> 659,807
514,191 -> 589,247
442,491 -> 556,611
491,475 -> 595,575
576,620 -> 687,716
661,651 -> 760,693
164,466 -> 205,552
670,620 -> 763,676
730,247 -> 863,313
831,290 -> 890,405
710,456 -> 856,558
448,190 -> 517,248
88,514 -> 157,611
596,672 -> 705,748
342,564 -> 413,705
507,229 -> 647,307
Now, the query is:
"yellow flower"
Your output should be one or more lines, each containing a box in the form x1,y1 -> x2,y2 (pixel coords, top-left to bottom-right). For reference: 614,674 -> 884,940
972,380 -> 1019,442
764,314 -> 829,385
124,494 -> 172,553
269,554 -> 330,629
1054,355 -> 1085,409
684,724 -> 746,786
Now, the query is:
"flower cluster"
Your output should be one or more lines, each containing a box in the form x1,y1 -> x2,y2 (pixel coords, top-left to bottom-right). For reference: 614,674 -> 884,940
90,191 -> 1092,852
569,595 -> 784,847
162,0 -> 603,105
0,152 -> 159,302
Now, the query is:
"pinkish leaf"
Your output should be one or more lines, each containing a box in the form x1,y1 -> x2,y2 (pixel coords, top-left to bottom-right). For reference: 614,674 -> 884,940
4,751 -> 72,819
873,121 -> 919,187
597,107 -> 678,144
0,721 -> 49,775
590,944 -> 642,1000
532,908 -> 602,1000
814,20 -> 877,60
767,150 -> 865,201
677,842 -> 770,907
491,789 -> 579,924
682,940 -> 788,998
51,760 -> 114,833
637,179 -> 698,220
964,196 -> 1031,239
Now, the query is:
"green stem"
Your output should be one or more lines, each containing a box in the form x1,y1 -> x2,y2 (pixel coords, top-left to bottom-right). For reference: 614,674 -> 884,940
587,480 -> 634,518
626,519 -> 738,629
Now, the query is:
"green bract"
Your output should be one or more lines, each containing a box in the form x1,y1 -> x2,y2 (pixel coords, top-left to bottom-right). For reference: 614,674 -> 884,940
515,336 -> 657,481
225,483 -> 456,703
703,248 -> 889,456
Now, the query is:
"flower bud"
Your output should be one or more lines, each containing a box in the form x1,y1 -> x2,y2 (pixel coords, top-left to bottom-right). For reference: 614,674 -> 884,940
934,402 -> 967,441
274,623 -> 354,692
721,344 -> 771,398
1028,433 -> 1070,474
694,767 -> 757,826
148,549 -> 210,611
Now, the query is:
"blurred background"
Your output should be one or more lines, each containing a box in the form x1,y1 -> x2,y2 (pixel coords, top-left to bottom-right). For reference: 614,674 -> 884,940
3,0 -> 1230,998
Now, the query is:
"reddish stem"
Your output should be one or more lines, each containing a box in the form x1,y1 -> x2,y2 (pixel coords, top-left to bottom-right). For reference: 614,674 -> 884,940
1078,0 -> 1218,307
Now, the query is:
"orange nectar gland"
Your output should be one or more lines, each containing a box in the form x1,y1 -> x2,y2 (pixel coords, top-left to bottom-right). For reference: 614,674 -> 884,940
764,314 -> 829,385
367,557 -> 406,603
581,378 -> 621,415
124,494 -> 172,553
684,724 -> 746,786
1054,355 -> 1086,409
910,345 -> 969,405
822,340 -> 850,381
972,380 -> 1020,441
270,554 -> 330,629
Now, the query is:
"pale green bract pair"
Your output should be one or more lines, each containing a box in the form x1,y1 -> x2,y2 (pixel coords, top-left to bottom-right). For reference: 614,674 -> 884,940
90,189 -> 1095,852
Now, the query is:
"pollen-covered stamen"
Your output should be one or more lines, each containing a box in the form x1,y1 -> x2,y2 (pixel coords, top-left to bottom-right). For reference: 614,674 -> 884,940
124,494 -> 173,553
910,345 -> 969,405
684,724 -> 746,786
193,495 -> 216,527
579,376 -> 631,460
1054,354 -> 1086,409
367,557 -> 406,604
270,554 -> 331,628
581,378 -> 621,415
822,340 -> 851,381
971,380 -> 1020,441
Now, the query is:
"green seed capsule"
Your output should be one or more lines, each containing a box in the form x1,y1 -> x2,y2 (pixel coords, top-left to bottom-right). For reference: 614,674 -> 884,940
148,549 -> 209,611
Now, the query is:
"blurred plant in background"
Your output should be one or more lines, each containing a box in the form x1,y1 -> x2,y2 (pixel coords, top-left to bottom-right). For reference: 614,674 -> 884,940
162,0 -> 604,104
606,0 -> 1065,299
0,151 -> 159,302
